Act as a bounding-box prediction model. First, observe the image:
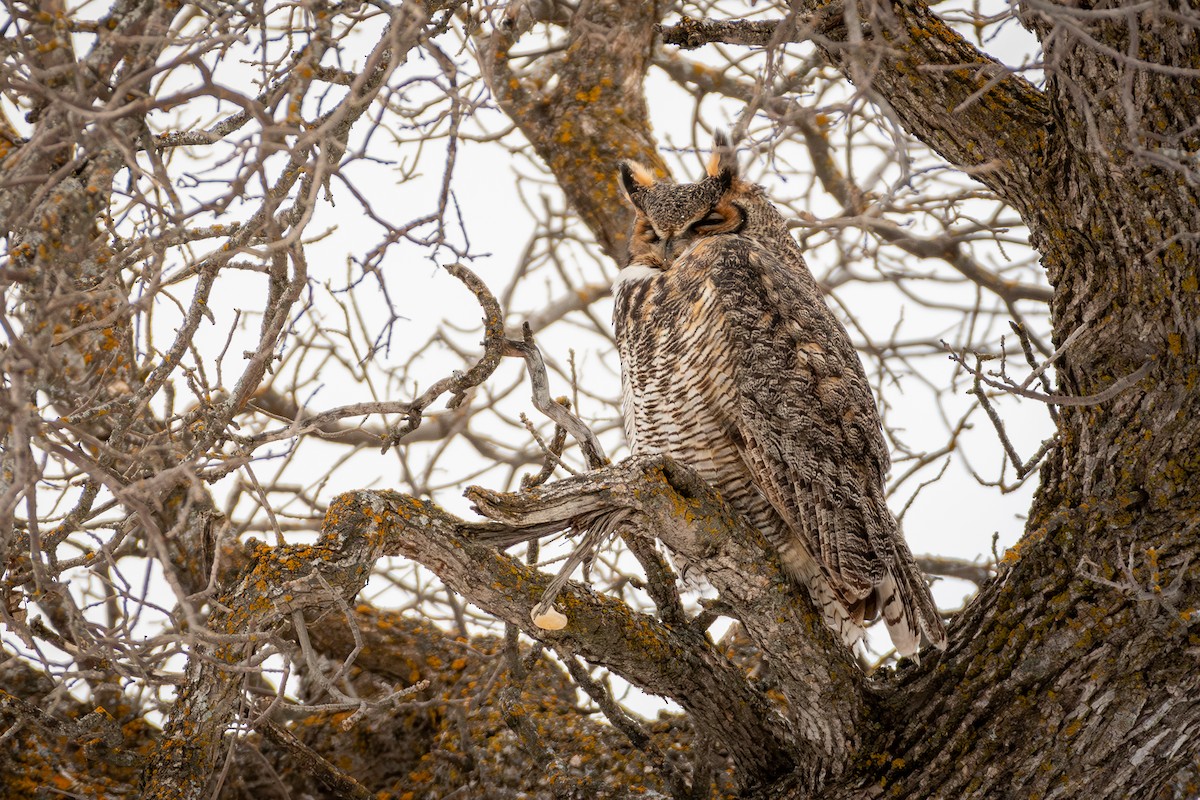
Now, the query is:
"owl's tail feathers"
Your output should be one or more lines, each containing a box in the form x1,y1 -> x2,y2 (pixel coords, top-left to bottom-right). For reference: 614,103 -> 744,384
778,541 -> 870,650
878,557 -> 948,659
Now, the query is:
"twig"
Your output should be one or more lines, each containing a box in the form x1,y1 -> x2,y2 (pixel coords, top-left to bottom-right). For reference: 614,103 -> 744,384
621,532 -> 688,628
503,323 -> 608,469
913,555 -> 994,585
1010,320 -> 1059,423
385,263 -> 508,450
1010,321 -> 1054,396
967,356 -> 1153,408
966,356 -> 1057,478
1078,546 -> 1193,621
519,409 -> 575,484
896,457 -> 950,523
254,709 -> 375,800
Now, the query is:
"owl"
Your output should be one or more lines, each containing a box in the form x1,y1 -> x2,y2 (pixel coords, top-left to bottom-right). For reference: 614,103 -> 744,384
612,133 -> 946,657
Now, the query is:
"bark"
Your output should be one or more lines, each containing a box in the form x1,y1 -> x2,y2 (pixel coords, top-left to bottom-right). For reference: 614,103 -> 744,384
272,606 -> 721,799
1,597 -> 720,800
475,0 -> 671,263
467,457 -> 867,779
382,449 -> 1199,799
380,474 -> 801,791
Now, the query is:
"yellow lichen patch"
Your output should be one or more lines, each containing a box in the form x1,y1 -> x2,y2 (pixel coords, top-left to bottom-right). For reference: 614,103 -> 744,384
557,119 -> 574,145
1168,332 -> 1183,356
574,85 -> 603,104
1001,526 -> 1046,564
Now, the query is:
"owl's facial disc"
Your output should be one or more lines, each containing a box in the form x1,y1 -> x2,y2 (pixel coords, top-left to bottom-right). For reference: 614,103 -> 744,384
636,197 -> 745,267
619,151 -> 746,269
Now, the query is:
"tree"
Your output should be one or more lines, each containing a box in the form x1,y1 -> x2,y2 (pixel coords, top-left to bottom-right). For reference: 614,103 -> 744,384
1,0 -> 1197,798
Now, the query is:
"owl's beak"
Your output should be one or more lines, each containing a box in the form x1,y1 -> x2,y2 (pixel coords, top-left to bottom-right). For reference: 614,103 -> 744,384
661,234 -> 689,265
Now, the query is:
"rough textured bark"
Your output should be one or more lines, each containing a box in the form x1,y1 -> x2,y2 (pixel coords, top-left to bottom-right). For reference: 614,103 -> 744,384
275,606 -> 722,799
468,457 -> 868,778
138,493 -> 385,799
382,473 -> 803,791
476,0 -> 670,263
387,446 -> 1198,800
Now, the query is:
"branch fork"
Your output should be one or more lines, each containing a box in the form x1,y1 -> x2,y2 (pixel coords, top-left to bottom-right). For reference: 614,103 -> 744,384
463,455 -> 868,776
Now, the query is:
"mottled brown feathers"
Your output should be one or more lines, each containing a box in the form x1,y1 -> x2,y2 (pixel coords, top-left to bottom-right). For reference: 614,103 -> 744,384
612,134 -> 946,657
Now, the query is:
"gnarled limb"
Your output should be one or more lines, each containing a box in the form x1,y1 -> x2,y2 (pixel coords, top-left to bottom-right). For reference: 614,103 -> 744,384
466,455 -> 868,771
374,475 -> 806,791
457,462 -> 1199,800
140,492 -> 388,798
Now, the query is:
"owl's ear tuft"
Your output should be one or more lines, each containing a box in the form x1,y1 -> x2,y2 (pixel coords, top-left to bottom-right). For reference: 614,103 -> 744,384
706,129 -> 739,186
618,161 -> 656,208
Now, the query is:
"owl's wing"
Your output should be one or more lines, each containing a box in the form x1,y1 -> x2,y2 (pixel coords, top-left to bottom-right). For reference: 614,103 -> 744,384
708,236 -> 898,604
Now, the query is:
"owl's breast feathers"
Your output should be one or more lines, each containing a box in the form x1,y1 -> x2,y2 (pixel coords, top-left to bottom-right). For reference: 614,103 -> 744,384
614,235 -> 946,655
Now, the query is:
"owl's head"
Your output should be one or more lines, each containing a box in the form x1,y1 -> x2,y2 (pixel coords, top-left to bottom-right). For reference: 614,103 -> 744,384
618,131 -> 784,268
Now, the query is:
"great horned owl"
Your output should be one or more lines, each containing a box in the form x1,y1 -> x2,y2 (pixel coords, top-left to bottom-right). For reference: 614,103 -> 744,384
612,133 -> 946,657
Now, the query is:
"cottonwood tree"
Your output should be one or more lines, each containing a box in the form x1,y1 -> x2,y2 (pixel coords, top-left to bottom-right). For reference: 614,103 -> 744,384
0,1 -> 1196,799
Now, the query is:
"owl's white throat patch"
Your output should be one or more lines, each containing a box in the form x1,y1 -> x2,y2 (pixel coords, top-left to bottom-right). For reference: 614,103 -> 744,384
613,263 -> 661,289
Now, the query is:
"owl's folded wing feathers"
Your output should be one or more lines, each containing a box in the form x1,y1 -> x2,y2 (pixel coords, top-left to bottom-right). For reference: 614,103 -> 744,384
709,237 -> 946,653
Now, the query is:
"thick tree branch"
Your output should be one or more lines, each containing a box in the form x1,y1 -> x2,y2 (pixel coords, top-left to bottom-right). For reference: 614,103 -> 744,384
297,604 -> 730,797
371,476 -> 805,791
828,518 -> 1200,799
452,460 -> 1199,799
476,1 -> 668,263
140,492 -> 386,798
466,455 -> 869,773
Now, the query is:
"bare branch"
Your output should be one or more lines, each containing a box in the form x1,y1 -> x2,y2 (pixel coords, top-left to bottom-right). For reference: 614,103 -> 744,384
659,5 -> 1050,208
914,555 -> 994,586
376,476 -> 805,790
254,711 -> 375,800
465,456 -> 868,777
386,263 -> 509,449
503,323 -> 608,469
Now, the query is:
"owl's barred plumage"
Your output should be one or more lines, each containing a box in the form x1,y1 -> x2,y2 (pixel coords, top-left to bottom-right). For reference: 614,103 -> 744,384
613,134 -> 946,657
